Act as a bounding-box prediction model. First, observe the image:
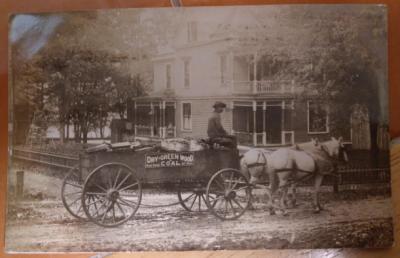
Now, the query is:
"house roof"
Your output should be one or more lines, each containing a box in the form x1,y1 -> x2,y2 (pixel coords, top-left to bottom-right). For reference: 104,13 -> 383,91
151,6 -> 266,59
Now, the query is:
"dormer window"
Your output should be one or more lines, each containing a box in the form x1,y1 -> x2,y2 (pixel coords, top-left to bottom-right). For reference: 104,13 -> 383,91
187,21 -> 197,43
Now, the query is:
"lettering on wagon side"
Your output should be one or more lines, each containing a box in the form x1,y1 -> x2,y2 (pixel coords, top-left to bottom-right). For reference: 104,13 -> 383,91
145,152 -> 195,168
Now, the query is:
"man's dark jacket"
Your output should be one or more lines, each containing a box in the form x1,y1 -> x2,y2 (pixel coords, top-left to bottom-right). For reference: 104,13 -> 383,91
207,112 -> 228,138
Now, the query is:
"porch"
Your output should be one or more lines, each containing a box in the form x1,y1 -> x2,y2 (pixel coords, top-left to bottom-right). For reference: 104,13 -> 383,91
227,53 -> 296,95
231,80 -> 295,95
232,100 -> 295,146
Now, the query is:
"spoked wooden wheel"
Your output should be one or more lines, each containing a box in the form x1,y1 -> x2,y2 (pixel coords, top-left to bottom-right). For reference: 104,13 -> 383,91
61,165 -> 86,219
177,183 -> 211,212
82,163 -> 142,227
206,168 -> 252,220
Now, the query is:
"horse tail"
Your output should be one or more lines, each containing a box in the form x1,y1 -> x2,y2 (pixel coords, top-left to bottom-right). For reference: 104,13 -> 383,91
240,157 -> 250,180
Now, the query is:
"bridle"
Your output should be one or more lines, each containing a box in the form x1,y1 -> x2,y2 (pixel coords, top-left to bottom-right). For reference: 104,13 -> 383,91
320,143 -> 348,164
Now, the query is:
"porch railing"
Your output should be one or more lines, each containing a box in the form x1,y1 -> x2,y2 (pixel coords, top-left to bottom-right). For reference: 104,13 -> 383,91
232,80 -> 294,95
135,125 -> 152,137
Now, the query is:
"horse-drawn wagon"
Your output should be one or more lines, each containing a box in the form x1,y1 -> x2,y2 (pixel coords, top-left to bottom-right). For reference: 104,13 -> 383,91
61,140 -> 252,227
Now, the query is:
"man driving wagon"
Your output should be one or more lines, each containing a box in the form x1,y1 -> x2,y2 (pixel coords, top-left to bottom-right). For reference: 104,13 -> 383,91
207,101 -> 237,149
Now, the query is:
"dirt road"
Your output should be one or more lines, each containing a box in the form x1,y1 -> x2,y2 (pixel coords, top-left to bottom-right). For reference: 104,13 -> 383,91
5,169 -> 393,252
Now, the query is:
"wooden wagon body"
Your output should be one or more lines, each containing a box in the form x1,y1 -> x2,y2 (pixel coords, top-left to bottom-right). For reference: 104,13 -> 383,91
61,143 -> 251,227
79,147 -> 239,184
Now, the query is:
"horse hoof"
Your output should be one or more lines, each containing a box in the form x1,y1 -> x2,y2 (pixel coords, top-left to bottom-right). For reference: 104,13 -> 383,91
268,209 -> 276,216
281,210 -> 289,216
313,208 -> 321,213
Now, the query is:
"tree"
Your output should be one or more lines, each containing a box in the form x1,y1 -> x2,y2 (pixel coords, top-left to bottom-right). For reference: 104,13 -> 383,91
44,48 -> 125,143
228,6 -> 387,144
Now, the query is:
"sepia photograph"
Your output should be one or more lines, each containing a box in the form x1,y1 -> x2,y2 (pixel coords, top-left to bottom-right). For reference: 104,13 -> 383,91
6,5 -> 392,252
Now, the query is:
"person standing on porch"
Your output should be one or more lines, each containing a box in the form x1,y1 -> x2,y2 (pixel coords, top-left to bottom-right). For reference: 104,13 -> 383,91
207,101 -> 236,148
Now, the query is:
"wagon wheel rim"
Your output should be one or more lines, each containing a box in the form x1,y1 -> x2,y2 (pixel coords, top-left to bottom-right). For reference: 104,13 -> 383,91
206,168 -> 251,220
61,165 -> 87,220
177,183 -> 213,212
82,163 -> 142,227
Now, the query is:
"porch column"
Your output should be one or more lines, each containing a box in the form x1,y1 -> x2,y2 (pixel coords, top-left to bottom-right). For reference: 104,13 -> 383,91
231,101 -> 235,135
262,101 -> 266,145
134,101 -> 137,136
161,101 -> 166,138
150,102 -> 154,137
252,52 -> 258,94
174,102 -> 177,137
158,101 -> 162,138
281,101 -> 285,144
253,101 -> 257,146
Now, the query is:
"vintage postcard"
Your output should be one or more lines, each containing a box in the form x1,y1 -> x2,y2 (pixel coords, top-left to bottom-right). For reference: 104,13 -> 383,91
6,5 -> 392,252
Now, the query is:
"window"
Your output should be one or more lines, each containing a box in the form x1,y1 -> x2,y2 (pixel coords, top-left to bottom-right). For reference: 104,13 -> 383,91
308,101 -> 329,133
187,21 -> 197,42
182,103 -> 192,130
233,105 -> 254,133
220,55 -> 227,85
184,59 -> 190,88
166,64 -> 171,89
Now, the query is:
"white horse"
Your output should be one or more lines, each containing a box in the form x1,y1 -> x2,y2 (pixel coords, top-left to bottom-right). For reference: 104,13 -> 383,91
240,137 -> 348,214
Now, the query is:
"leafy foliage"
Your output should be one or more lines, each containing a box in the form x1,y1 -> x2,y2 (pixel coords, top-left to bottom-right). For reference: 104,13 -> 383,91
11,10 -> 172,143
228,5 -> 387,127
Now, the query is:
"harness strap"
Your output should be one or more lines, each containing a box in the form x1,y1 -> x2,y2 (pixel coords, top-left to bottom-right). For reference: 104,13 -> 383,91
247,162 -> 267,168
243,150 -> 268,169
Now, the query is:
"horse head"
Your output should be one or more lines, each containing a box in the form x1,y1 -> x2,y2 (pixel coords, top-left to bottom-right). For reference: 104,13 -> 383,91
320,136 -> 349,163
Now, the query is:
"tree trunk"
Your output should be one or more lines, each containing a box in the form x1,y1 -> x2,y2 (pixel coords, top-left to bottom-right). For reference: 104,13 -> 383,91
74,123 -> 81,143
66,121 -> 69,140
82,126 -> 88,143
59,121 -> 65,144
100,123 -> 104,139
350,104 -> 371,150
377,124 -> 390,150
59,89 -> 66,144
81,120 -> 89,144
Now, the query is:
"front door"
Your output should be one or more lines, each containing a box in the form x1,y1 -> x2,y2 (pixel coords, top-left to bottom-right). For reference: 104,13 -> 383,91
266,106 -> 282,144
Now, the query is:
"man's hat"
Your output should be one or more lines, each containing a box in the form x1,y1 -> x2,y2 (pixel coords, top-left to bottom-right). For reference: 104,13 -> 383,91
213,101 -> 227,108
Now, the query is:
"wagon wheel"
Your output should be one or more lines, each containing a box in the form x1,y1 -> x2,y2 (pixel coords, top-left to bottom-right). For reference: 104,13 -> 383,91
61,165 -> 86,220
206,168 -> 251,220
177,183 -> 212,212
81,163 -> 142,227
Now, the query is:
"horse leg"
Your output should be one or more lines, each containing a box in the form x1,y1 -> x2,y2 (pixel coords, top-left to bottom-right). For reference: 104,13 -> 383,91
240,160 -> 256,210
278,175 -> 289,216
248,188 -> 256,210
268,169 -> 278,215
313,174 -> 324,213
287,183 -> 297,208
292,184 -> 297,207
